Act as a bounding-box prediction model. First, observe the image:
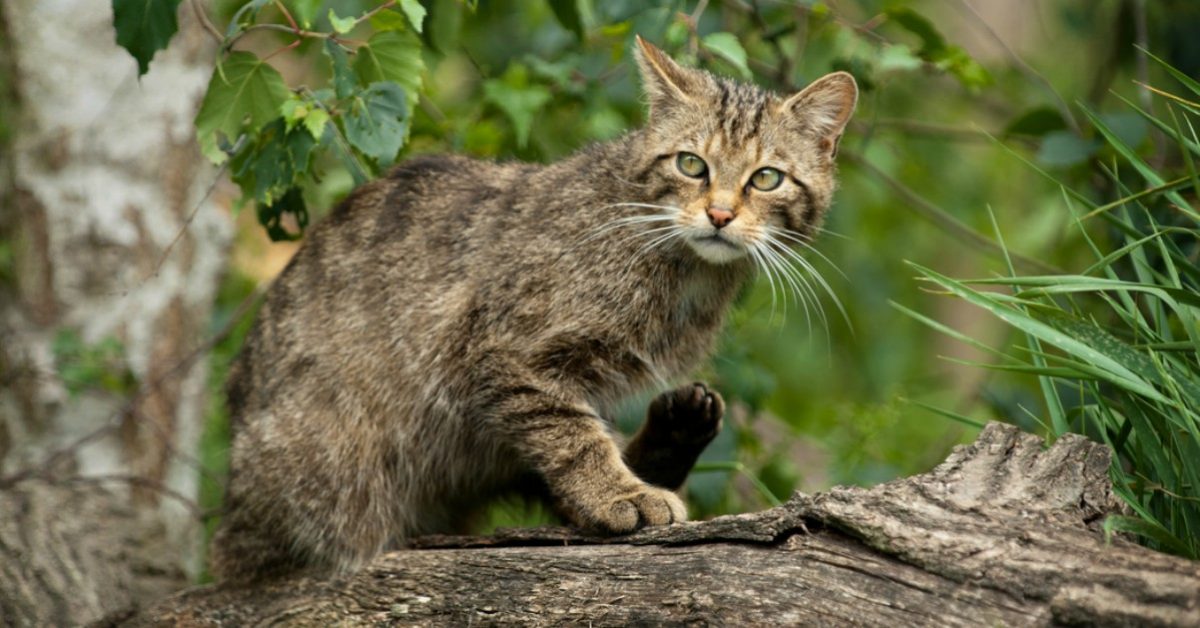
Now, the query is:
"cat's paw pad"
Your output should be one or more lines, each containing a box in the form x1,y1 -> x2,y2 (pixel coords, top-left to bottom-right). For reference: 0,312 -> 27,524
584,485 -> 688,533
647,382 -> 724,447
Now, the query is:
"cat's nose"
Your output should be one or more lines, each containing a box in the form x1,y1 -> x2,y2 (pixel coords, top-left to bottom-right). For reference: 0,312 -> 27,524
707,207 -> 735,229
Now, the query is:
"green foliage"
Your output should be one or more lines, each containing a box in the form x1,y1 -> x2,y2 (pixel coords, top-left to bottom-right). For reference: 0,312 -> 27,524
908,62 -> 1200,558
195,51 -> 290,164
51,330 -> 137,397
112,0 -> 183,75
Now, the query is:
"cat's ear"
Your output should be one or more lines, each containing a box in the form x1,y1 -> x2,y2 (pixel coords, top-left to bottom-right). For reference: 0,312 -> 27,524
634,35 -> 704,115
783,72 -> 858,158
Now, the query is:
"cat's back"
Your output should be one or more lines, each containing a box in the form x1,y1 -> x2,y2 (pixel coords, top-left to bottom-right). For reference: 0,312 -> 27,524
228,154 -> 533,419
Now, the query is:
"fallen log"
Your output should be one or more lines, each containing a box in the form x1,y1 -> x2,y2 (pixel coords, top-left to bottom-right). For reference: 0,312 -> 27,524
125,422 -> 1200,626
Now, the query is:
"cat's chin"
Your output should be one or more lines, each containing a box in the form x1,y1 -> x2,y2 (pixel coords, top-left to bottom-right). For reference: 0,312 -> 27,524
686,234 -> 748,264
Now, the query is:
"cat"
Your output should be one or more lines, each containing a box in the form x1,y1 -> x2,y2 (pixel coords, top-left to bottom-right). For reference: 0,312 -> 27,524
210,36 -> 857,581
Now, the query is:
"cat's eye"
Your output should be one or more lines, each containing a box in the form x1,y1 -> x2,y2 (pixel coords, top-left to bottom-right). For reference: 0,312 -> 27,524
676,152 -> 708,179
749,168 -> 783,191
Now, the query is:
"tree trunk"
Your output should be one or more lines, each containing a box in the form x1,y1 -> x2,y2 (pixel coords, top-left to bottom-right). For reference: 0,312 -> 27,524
0,0 -> 226,623
128,423 -> 1200,626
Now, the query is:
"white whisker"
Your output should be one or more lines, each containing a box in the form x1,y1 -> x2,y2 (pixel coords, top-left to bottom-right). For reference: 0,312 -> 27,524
766,226 -> 849,281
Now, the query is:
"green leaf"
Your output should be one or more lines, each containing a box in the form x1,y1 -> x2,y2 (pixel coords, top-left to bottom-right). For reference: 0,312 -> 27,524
353,30 -> 425,124
910,263 -> 1172,404
195,51 -> 289,164
324,40 -> 356,99
1036,131 -> 1097,168
885,6 -> 946,53
303,108 -> 329,140
230,118 -> 315,206
344,81 -> 410,165
428,0 -> 463,53
701,32 -> 751,79
482,66 -> 552,148
1103,515 -> 1192,556
1005,106 -> 1068,138
547,0 -> 583,39
288,0 -> 322,27
112,0 -> 183,76
399,0 -> 426,32
877,43 -> 923,73
257,186 -> 308,241
280,96 -> 307,131
328,7 -> 356,34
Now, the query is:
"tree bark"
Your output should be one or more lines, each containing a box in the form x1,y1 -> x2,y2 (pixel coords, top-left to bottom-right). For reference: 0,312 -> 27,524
128,423 -> 1200,627
0,0 -> 226,623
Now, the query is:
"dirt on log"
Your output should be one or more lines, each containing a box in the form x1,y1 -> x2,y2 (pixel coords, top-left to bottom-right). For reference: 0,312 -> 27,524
117,422 -> 1199,627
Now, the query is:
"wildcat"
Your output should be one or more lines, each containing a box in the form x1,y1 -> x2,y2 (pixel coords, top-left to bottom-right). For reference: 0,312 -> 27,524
210,36 -> 857,581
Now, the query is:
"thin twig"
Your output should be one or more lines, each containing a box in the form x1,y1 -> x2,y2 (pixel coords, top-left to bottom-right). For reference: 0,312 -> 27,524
144,161 -> 229,286
954,0 -> 1081,135
65,474 -> 207,519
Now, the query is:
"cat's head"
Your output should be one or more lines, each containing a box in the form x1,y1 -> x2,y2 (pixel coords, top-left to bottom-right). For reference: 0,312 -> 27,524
632,36 -> 856,265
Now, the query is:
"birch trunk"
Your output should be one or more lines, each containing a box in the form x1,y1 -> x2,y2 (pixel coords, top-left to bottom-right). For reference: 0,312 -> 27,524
0,0 -> 227,623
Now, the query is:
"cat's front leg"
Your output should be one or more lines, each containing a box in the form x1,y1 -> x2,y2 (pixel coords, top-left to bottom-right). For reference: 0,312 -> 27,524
487,377 -> 687,533
624,382 -> 724,491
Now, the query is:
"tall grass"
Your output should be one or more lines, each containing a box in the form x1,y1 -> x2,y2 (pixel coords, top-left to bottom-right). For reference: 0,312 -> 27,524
907,53 -> 1200,559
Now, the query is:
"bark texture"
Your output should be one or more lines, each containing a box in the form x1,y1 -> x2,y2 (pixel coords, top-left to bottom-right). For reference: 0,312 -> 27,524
0,0 -> 226,623
129,423 -> 1200,627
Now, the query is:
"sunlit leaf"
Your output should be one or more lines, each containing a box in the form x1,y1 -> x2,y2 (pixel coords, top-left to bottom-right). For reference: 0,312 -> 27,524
399,0 -> 426,32
328,7 -> 356,34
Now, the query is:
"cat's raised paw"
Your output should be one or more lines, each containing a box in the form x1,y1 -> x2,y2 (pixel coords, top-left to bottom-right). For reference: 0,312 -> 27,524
646,382 -> 724,447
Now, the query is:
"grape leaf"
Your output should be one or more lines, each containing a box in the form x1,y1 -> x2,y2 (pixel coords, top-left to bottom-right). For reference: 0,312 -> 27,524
195,51 -> 289,164
344,82 -> 410,165
112,0 -> 183,76
399,0 -> 426,33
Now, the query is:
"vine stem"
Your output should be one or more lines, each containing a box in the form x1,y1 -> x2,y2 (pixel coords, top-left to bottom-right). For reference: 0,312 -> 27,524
191,0 -> 223,43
